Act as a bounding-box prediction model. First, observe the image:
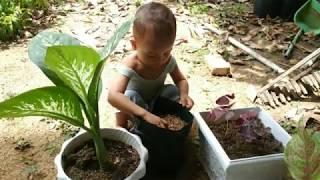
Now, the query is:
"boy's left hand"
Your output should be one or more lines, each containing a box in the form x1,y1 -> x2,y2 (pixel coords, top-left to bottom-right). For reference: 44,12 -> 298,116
179,95 -> 194,110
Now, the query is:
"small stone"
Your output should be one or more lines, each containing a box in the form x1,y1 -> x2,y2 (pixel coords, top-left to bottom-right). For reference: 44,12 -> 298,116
24,31 -> 33,38
285,108 -> 298,119
289,59 -> 298,65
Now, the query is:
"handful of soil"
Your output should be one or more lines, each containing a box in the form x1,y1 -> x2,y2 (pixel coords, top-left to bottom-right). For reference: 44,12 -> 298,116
161,115 -> 187,131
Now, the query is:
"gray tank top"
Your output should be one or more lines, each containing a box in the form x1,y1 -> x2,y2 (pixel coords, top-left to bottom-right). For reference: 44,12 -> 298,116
118,56 -> 177,102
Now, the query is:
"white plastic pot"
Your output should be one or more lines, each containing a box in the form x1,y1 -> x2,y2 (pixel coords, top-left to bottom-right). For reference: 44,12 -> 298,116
193,107 -> 291,180
54,128 -> 148,180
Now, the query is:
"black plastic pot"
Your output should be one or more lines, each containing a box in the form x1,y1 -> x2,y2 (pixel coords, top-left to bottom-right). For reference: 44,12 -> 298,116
254,0 -> 283,18
131,97 -> 193,178
280,0 -> 307,20
254,0 -> 308,20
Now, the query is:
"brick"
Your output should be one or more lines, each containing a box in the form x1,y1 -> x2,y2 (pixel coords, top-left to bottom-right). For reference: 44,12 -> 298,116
205,53 -> 231,76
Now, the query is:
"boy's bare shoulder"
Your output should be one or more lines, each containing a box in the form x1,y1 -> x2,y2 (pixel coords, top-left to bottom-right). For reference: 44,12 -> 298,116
122,53 -> 138,69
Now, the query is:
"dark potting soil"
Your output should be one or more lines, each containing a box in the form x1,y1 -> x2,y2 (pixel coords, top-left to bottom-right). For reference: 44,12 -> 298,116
207,118 -> 283,159
64,140 -> 139,180
161,115 -> 187,131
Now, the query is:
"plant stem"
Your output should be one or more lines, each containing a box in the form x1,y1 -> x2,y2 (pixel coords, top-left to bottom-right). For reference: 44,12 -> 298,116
91,130 -> 111,170
84,101 -> 97,128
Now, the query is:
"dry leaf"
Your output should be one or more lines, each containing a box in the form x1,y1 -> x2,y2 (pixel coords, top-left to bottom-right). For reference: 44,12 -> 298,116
226,46 -> 243,56
249,40 -> 265,50
228,25 -> 247,35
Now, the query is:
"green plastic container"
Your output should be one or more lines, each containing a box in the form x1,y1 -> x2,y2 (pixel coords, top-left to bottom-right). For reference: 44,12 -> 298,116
285,0 -> 320,58
294,0 -> 320,35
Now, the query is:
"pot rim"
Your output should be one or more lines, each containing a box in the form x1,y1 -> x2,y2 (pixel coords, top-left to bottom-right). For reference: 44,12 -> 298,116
54,127 -> 148,180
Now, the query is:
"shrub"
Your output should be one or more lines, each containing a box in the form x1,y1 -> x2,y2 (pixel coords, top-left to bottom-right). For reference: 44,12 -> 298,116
0,0 -> 66,41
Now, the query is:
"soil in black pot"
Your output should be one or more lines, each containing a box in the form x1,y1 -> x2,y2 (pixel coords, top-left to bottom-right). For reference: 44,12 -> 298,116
160,115 -> 187,131
207,117 -> 284,159
64,140 -> 139,180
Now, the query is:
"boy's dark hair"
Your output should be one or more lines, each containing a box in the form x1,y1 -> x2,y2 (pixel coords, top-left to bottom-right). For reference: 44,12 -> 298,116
133,2 -> 176,44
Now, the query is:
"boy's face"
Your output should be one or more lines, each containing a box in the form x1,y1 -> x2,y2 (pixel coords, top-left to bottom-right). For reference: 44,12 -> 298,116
131,31 -> 174,67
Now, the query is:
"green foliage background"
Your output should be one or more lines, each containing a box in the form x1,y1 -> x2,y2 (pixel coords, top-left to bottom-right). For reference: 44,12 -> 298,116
0,0 -> 63,41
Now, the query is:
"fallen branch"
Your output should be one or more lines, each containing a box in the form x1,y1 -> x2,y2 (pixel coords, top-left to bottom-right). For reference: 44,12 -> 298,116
203,24 -> 285,74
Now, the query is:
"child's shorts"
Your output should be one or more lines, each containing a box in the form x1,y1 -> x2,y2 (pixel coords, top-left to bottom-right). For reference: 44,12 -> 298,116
124,84 -> 179,111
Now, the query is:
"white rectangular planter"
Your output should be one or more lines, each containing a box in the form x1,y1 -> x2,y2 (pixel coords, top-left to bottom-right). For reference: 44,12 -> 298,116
193,107 -> 291,180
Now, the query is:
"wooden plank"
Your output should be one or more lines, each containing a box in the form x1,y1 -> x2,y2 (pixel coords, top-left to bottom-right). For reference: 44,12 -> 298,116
312,72 -> 320,85
271,91 -> 281,106
290,80 -> 302,96
298,81 -> 308,95
264,91 -> 276,108
278,93 -> 287,104
301,76 -> 315,91
306,75 -> 318,90
256,48 -> 320,99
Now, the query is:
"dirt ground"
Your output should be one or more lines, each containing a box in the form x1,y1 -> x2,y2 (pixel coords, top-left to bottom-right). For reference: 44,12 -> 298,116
0,0 -> 319,179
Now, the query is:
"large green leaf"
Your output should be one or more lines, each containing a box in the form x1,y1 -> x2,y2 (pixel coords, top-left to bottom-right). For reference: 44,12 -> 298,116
28,31 -> 81,85
285,129 -> 320,180
45,45 -> 100,106
99,18 -> 132,60
0,87 -> 85,128
88,60 -> 106,113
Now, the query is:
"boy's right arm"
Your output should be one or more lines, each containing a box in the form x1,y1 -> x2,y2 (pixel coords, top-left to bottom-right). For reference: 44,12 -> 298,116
108,75 -> 168,128
108,75 -> 146,118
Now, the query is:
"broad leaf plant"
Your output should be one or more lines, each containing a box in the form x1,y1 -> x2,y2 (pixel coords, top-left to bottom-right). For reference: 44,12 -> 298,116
285,119 -> 320,180
0,19 -> 132,169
